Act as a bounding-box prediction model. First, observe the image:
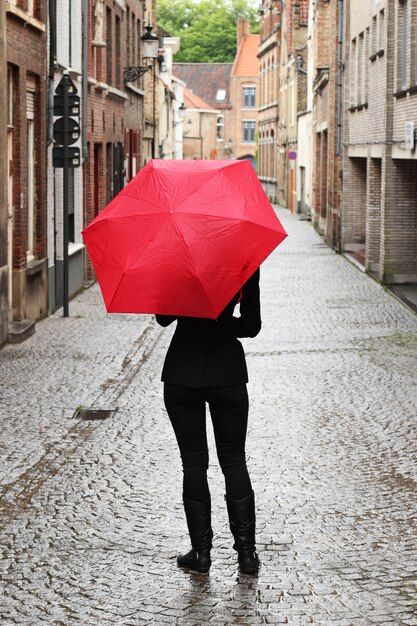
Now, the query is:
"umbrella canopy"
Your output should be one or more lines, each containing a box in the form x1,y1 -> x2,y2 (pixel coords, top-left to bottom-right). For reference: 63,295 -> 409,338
82,159 -> 287,318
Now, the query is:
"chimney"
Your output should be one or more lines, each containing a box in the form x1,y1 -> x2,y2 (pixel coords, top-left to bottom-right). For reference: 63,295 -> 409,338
237,17 -> 250,48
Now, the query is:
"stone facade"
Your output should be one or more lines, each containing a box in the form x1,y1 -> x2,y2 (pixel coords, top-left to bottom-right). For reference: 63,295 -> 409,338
182,88 -> 217,160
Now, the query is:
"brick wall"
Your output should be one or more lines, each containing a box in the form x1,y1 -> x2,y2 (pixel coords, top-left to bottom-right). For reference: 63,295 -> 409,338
85,0 -> 146,281
6,1 -> 48,320
343,0 -> 417,283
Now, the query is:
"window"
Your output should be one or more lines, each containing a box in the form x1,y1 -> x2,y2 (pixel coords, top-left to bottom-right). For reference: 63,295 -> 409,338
350,38 -> 357,107
26,77 -> 36,261
216,89 -> 226,101
399,0 -> 409,89
243,86 -> 256,109
378,9 -> 385,52
364,29 -> 369,102
115,16 -> 121,87
358,32 -> 364,104
126,8 -> 130,65
372,15 -> 377,55
243,120 -> 256,143
217,114 -> 224,140
137,19 -> 141,64
7,67 -> 13,127
106,8 -> 112,85
68,169 -> 75,242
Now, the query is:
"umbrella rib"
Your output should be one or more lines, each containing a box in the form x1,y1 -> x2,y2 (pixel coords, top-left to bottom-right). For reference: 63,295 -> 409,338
173,165 -> 231,213
170,215 -> 216,318
106,269 -> 127,312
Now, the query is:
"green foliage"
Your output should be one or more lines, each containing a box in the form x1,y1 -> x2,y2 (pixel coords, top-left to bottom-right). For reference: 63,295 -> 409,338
157,0 -> 260,63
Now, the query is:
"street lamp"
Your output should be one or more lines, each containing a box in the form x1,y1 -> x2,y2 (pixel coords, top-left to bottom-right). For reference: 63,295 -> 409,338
142,24 -> 159,60
173,102 -> 186,126
123,24 -> 159,83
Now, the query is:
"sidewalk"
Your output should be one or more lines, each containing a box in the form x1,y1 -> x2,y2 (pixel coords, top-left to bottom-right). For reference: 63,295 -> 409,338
1,207 -> 416,626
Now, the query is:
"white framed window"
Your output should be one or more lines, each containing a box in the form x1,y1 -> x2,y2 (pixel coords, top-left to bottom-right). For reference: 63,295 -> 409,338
217,114 -> 224,140
242,86 -> 256,109
243,120 -> 256,143
26,77 -> 36,262
216,89 -> 226,101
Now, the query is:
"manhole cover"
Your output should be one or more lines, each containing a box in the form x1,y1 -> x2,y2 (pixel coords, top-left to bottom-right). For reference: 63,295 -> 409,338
75,409 -> 115,420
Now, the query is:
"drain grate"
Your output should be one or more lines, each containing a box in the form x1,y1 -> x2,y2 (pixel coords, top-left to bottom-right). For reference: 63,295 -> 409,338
75,408 -> 116,420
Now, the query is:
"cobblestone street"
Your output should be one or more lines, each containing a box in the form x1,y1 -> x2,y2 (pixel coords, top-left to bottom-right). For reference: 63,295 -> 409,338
1,207 -> 416,626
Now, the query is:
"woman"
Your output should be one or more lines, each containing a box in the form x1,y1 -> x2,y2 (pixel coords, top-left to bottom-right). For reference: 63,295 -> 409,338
156,268 -> 261,574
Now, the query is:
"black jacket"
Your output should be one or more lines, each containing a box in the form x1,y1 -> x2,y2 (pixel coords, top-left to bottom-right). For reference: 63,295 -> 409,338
156,269 -> 261,388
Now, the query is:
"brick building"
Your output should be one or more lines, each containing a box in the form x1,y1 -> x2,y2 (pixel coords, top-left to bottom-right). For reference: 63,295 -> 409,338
173,63 -> 234,160
85,0 -> 147,281
343,0 -> 417,290
5,0 -> 48,341
276,0 -> 309,210
0,0 -> 7,344
182,88 -> 217,160
308,0 -> 342,248
257,0 -> 281,201
229,18 -> 259,166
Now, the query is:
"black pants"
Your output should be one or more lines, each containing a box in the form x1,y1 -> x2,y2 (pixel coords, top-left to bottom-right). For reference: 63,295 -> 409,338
164,383 -> 253,502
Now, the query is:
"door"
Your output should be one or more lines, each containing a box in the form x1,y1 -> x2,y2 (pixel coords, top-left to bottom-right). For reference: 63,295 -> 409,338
7,129 -> 13,318
300,166 -> 306,213
7,68 -> 14,318
93,143 -> 101,218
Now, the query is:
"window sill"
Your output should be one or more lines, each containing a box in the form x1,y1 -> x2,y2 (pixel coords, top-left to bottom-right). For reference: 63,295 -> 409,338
107,86 -> 128,100
26,258 -> 45,276
348,103 -> 369,112
394,85 -> 417,98
370,49 -> 384,62
68,242 -> 84,256
96,81 -> 109,92
6,2 -> 45,30
126,82 -> 145,96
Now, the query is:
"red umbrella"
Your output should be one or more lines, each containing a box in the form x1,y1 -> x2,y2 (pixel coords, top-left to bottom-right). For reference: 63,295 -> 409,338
82,159 -> 287,318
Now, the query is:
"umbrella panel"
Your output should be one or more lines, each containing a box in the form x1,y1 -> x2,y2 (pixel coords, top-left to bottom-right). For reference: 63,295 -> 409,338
104,213 -> 285,317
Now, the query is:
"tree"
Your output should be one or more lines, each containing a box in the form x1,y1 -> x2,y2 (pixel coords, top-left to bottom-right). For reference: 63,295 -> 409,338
157,0 -> 259,63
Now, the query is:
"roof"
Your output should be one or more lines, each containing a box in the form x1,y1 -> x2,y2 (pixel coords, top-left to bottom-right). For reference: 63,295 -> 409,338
232,34 -> 260,77
183,87 -> 213,110
172,63 -> 233,108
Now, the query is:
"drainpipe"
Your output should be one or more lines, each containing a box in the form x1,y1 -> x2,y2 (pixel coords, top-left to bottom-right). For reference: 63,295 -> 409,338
47,0 -> 56,145
82,0 -> 88,160
336,0 -> 343,156
336,0 -> 344,253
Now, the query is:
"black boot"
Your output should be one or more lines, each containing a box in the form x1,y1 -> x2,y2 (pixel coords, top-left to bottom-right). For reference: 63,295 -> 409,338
177,497 -> 213,573
226,491 -> 259,574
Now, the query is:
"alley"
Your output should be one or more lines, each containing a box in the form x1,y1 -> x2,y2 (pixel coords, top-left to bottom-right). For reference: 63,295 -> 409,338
0,207 -> 416,626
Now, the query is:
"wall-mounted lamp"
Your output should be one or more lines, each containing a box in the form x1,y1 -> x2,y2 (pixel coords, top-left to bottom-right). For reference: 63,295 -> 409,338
124,24 -> 159,83
173,103 -> 187,127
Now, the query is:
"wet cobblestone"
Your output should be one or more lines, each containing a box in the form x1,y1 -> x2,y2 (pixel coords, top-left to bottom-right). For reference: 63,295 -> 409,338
1,208 -> 416,625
